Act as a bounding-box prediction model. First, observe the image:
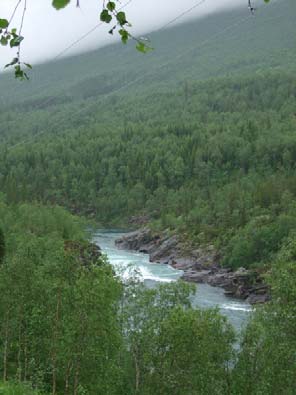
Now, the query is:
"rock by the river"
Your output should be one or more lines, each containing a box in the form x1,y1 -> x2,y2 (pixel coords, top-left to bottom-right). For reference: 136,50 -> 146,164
115,229 -> 270,304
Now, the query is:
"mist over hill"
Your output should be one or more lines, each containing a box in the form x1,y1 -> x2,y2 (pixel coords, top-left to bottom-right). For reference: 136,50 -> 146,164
0,0 -> 295,252
0,0 -> 294,108
0,1 -> 296,393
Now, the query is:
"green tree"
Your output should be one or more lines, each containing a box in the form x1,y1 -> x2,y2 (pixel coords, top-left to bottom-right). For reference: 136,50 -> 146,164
121,279 -> 235,394
0,228 -> 5,264
147,307 -> 235,395
233,236 -> 296,394
0,202 -> 123,394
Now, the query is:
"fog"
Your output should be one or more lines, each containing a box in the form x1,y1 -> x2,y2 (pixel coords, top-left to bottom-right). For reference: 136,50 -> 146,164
0,0 -> 261,68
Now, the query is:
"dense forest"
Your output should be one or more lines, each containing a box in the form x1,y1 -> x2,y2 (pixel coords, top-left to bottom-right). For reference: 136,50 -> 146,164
1,71 -> 296,270
0,1 -> 295,271
0,0 -> 295,393
0,200 -> 295,394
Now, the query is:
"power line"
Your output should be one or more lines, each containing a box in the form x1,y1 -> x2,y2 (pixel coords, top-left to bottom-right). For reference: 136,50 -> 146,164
52,0 -> 209,62
5,0 -> 283,151
0,0 -> 134,104
160,0 -> 207,31
5,22 -> 243,150
4,0 -> 208,104
8,0 -> 22,25
7,0 -> 207,151
5,7 -> 278,151
52,0 -> 134,61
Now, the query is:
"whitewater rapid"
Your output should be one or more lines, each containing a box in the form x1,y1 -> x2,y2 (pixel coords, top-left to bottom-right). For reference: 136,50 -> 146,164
93,230 -> 251,330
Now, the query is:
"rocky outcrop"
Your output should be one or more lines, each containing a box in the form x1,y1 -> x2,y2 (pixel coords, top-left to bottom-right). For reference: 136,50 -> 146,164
115,229 -> 270,304
64,240 -> 102,267
183,267 -> 270,304
115,228 -> 158,253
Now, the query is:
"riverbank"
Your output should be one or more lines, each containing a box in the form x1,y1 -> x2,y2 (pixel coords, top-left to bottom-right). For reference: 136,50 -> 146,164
115,228 -> 270,305
94,230 -> 251,330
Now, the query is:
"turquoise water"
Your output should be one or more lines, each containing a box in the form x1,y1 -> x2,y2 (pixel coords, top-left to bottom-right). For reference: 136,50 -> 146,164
93,231 -> 252,330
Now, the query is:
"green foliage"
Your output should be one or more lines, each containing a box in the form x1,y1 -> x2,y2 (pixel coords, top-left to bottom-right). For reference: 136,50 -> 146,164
223,214 -> 296,269
0,202 -> 85,256
0,24 -> 30,80
143,307 -> 235,395
121,278 -> 235,394
0,19 -> 9,29
0,381 -> 43,394
0,202 -> 123,394
0,208 -> 238,394
0,2 -> 294,394
100,9 -> 113,24
0,228 -> 5,264
0,204 -> 294,394
1,70 -> 296,269
52,0 -> 71,10
2,0 -> 150,79
232,238 -> 296,394
0,0 -> 294,270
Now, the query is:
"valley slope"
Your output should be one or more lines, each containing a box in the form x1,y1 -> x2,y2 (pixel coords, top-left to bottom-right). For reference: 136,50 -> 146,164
0,0 -> 295,273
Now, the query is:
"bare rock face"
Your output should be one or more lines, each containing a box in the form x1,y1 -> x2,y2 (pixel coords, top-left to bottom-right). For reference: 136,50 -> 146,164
246,291 -> 270,304
115,229 -> 270,304
183,266 -> 270,303
149,235 -> 179,264
115,228 -> 157,252
181,270 -> 212,283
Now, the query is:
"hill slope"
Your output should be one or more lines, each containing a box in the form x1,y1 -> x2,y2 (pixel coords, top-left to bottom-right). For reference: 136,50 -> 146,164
0,0 -> 294,107
0,0 -> 295,270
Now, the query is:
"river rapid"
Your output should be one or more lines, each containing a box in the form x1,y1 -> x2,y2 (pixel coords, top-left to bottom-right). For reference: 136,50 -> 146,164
93,230 -> 252,331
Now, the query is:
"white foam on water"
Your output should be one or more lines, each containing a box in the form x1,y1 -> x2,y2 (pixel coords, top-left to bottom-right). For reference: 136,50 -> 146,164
94,232 -> 252,329
110,259 -> 176,283
138,266 -> 175,283
220,303 -> 252,312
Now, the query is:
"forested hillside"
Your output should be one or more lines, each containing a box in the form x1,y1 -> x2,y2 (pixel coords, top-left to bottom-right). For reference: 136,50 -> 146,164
0,0 -> 295,106
0,2 -> 296,268
0,0 -> 296,393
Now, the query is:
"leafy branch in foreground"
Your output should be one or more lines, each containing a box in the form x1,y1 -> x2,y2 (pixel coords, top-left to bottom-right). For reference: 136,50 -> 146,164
100,1 -> 152,53
1,0 -> 152,80
0,0 -> 32,80
1,0 -> 272,80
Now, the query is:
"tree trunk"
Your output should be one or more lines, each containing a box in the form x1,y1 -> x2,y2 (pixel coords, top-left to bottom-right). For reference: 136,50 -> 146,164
3,312 -> 10,382
133,344 -> 140,393
24,337 -> 28,381
51,289 -> 62,395
73,360 -> 80,395
17,313 -> 24,381
64,360 -> 73,395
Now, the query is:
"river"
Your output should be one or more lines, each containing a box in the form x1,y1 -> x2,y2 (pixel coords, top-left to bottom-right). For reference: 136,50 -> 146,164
93,230 -> 252,331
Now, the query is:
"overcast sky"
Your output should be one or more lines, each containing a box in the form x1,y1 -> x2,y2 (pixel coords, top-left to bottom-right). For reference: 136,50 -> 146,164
0,0 -> 260,68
